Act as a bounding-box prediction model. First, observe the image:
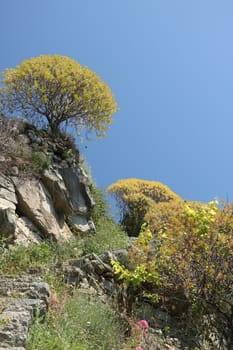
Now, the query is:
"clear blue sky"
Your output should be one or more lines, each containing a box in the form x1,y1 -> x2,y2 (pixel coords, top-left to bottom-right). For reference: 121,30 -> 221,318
1,0 -> 233,203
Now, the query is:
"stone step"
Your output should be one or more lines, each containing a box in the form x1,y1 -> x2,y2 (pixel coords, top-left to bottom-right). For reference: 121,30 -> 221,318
0,276 -> 50,349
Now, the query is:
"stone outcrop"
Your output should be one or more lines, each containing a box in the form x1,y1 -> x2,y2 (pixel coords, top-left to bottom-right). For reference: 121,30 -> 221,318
0,252 -> 185,350
0,252 -> 122,349
0,175 -> 17,241
61,251 -> 121,299
14,178 -> 73,242
0,275 -> 50,349
0,118 -> 95,245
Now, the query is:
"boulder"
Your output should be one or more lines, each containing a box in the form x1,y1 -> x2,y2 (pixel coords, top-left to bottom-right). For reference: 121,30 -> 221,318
42,167 -> 95,232
0,205 -> 16,239
59,167 -> 94,214
0,176 -> 17,239
14,179 -> 72,242
41,168 -> 72,216
15,217 -> 43,246
71,215 -> 95,233
0,120 -> 96,244
59,166 -> 95,232
0,275 -> 50,349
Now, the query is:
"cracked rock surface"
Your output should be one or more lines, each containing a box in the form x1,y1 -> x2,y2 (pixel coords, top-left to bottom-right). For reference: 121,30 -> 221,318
0,275 -> 50,349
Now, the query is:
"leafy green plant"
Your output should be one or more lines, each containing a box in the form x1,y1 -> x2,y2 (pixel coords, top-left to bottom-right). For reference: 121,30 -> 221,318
81,216 -> 128,255
0,242 -> 53,274
90,185 -> 110,222
0,237 -> 83,275
31,151 -> 51,173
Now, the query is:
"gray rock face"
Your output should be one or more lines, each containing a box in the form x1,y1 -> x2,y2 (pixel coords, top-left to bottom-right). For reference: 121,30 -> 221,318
0,206 -> 16,239
42,168 -> 72,216
60,167 -> 95,233
0,165 -> 94,243
0,251 -> 122,348
62,252 -> 121,300
15,217 -> 43,246
60,167 -> 94,214
42,167 -> 95,233
0,275 -> 50,349
14,178 -> 73,242
0,176 -> 17,240
0,119 -> 95,245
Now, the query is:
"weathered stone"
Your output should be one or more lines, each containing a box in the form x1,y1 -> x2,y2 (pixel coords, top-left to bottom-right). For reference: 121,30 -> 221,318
102,279 -> 115,293
0,175 -> 15,194
15,217 -> 43,246
0,276 -> 50,349
63,253 -> 118,298
0,179 -> 16,238
9,167 -> 19,176
0,121 -> 96,244
63,266 -> 85,286
14,179 -> 73,242
100,249 -> 129,265
42,168 -> 72,215
90,258 -> 113,275
0,206 -> 16,237
0,276 -> 50,303
72,215 -> 95,232
0,198 -> 15,214
59,167 -> 94,214
41,167 -> 95,232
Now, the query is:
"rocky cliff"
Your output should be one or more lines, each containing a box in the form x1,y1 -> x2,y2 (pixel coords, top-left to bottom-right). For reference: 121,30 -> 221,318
0,116 -> 95,246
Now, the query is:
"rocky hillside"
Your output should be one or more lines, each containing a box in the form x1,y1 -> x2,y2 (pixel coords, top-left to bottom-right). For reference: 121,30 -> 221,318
0,116 -> 231,350
0,115 -> 95,246
0,118 -> 183,350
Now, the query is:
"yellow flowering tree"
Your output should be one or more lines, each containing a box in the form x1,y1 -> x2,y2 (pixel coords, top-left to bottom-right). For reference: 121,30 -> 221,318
0,55 -> 117,136
108,178 -> 180,236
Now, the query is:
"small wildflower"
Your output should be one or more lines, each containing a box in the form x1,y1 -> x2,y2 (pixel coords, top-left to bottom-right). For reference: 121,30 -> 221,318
137,319 -> 149,329
135,347 -> 143,350
49,296 -> 61,309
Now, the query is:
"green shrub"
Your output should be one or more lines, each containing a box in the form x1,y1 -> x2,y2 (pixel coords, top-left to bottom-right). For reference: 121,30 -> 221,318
0,242 -> 52,274
0,218 -> 127,275
81,217 -> 128,255
108,178 -> 181,236
31,151 -> 51,173
90,185 -> 110,222
0,238 -> 82,275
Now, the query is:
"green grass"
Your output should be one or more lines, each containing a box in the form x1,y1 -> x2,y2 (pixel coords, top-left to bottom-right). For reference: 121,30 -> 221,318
0,217 -> 128,276
81,216 -> 128,256
27,291 -> 124,350
0,185 -> 130,349
0,238 -> 81,275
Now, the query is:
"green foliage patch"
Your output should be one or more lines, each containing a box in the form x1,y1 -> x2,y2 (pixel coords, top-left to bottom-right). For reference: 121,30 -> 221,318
81,216 -> 128,256
27,291 -> 124,350
111,200 -> 233,349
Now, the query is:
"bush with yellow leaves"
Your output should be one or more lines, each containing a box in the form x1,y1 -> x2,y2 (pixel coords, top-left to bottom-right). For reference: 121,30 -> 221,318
0,55 -> 117,138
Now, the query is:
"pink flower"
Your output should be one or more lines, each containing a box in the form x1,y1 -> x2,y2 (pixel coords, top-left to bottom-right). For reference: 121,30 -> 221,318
135,347 -> 143,350
137,319 -> 149,329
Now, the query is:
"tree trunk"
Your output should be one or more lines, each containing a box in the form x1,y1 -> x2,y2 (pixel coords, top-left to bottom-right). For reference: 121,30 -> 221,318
49,120 -> 60,136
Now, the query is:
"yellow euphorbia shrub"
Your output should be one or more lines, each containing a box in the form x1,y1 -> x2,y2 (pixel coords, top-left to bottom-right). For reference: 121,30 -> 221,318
108,178 -> 181,235
0,55 -> 117,137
